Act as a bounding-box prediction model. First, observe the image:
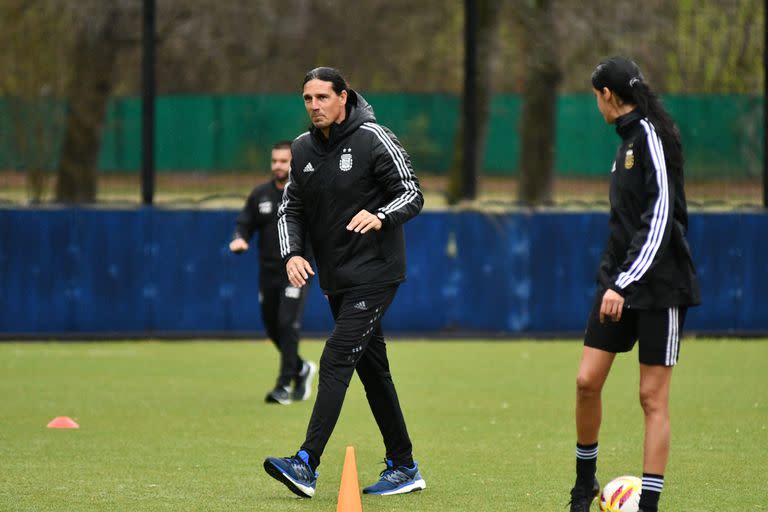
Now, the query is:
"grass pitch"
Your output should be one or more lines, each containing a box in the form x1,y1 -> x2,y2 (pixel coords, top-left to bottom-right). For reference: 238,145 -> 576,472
1,339 -> 766,511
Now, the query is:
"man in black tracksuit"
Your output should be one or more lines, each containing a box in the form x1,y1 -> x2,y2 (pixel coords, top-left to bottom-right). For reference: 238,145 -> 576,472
263,67 -> 426,499
230,141 -> 316,406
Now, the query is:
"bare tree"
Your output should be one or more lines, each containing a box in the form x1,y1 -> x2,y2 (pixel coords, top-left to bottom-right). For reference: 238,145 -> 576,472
144,0 -> 463,94
54,2 -> 128,203
446,0 -> 505,205
666,0 -> 762,93
0,1 -> 69,203
518,0 -> 561,205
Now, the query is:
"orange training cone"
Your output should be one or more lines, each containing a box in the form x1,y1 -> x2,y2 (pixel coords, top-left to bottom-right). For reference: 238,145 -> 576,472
47,416 -> 79,429
336,446 -> 362,512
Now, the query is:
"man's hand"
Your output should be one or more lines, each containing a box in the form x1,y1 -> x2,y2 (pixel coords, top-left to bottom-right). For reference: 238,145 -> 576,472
346,209 -> 382,234
600,288 -> 625,323
229,238 -> 249,253
286,255 -> 315,287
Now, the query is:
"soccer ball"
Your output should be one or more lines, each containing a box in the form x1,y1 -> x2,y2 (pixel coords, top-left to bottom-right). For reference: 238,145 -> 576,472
599,475 -> 641,512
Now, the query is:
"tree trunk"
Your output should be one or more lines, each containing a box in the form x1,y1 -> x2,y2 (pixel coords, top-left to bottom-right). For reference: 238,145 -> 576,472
518,0 -> 560,206
55,7 -> 121,203
447,0 -> 504,205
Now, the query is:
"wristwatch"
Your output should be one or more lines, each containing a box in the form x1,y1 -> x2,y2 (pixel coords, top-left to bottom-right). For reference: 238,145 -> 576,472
376,211 -> 386,222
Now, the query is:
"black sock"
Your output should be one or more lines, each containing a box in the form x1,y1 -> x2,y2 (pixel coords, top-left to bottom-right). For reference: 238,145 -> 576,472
391,457 -> 415,469
639,473 -> 663,511
575,442 -> 598,485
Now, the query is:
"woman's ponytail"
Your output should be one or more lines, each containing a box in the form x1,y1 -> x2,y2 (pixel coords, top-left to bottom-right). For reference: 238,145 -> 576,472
593,57 -> 683,174
629,78 -> 683,172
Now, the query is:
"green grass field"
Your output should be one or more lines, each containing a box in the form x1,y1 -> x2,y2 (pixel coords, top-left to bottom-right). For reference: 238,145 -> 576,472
1,339 -> 766,511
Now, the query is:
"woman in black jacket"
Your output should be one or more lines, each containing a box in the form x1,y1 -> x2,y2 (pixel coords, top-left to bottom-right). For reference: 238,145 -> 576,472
568,57 -> 700,512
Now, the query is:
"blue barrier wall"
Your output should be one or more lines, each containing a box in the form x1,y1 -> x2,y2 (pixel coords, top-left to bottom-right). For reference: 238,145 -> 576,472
0,209 -> 765,336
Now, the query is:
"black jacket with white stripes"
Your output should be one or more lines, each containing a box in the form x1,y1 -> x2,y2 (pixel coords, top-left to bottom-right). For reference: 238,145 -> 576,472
278,90 -> 423,295
598,110 -> 700,309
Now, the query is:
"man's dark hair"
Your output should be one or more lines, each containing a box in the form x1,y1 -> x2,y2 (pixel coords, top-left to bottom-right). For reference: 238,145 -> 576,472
592,56 -> 683,173
272,140 -> 292,151
302,67 -> 348,95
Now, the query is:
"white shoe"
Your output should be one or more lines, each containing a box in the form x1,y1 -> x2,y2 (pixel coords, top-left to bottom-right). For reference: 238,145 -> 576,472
293,361 -> 317,401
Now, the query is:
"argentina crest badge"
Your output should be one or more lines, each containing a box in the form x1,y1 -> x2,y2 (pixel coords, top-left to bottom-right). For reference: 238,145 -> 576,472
339,148 -> 353,172
624,148 -> 634,169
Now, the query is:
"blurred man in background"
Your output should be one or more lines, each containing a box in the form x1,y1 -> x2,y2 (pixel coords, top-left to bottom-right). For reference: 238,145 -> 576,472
229,140 -> 316,405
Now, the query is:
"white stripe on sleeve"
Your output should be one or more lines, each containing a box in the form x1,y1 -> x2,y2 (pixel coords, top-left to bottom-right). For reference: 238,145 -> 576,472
361,123 -> 420,215
615,119 -> 670,289
277,182 -> 291,257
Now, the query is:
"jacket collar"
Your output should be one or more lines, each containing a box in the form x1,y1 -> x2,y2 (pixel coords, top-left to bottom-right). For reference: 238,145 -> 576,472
615,109 -> 643,139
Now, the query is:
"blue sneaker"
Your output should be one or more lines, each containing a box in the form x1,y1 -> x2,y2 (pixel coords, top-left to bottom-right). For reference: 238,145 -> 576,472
362,459 -> 426,495
263,450 -> 317,498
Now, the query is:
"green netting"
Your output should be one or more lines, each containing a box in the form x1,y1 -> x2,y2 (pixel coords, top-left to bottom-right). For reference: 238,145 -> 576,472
0,97 -> 65,172
667,95 -> 763,178
1,93 -> 763,177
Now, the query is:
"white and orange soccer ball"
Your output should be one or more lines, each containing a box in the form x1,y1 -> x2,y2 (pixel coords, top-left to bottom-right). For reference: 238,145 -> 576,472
599,475 -> 642,512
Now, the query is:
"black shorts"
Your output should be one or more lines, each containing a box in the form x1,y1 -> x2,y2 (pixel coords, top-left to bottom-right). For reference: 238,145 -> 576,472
584,294 -> 688,366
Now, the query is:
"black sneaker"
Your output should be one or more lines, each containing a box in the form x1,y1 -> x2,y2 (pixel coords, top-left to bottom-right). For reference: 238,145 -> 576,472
265,386 -> 291,405
568,476 -> 600,512
292,361 -> 317,401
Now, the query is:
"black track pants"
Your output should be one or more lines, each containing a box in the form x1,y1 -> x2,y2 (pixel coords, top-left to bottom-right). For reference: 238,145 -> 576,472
300,284 -> 413,468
